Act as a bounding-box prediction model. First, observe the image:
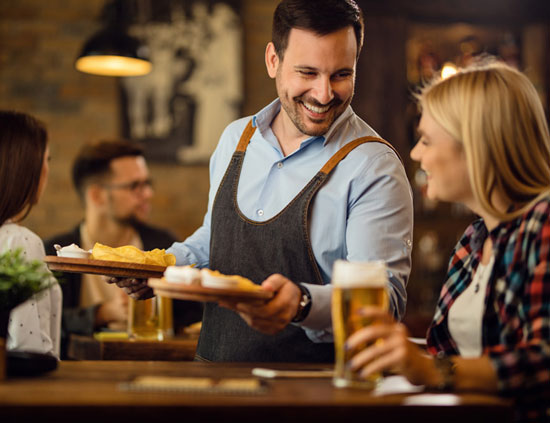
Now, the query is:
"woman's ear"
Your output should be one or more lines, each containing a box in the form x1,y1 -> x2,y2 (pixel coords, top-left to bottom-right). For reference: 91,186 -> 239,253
265,42 -> 280,79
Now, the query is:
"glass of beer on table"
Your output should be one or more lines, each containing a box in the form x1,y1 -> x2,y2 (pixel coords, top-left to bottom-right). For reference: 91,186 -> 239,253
331,259 -> 389,389
128,295 -> 173,341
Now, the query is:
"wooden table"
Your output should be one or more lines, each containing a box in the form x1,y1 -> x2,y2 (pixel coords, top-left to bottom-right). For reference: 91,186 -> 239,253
0,361 -> 513,423
67,334 -> 198,361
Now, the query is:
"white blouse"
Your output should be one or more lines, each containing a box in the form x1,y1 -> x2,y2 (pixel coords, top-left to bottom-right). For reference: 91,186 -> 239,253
448,255 -> 495,358
1,222 -> 62,358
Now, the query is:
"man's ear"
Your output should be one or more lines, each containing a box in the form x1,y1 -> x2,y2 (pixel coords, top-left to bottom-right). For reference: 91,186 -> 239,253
87,184 -> 106,207
265,42 -> 280,79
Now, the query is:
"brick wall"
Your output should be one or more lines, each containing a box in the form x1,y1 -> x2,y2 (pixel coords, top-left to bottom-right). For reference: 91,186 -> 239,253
0,0 -> 278,241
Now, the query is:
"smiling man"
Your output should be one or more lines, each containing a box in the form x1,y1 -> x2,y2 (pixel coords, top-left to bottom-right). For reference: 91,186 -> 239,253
269,26 -> 357,145
114,0 -> 413,363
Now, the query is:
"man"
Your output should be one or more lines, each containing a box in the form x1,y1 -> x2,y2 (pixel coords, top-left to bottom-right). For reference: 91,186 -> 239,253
116,0 -> 413,363
45,140 -> 202,357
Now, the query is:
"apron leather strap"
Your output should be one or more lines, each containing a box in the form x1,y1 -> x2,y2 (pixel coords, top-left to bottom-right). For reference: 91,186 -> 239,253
320,136 -> 403,175
236,120 -> 256,152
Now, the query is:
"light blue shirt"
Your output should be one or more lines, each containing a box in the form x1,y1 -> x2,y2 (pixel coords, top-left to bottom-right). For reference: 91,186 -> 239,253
168,99 -> 413,342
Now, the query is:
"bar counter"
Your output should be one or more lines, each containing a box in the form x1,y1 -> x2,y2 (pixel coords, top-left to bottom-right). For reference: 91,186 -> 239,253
0,360 -> 513,423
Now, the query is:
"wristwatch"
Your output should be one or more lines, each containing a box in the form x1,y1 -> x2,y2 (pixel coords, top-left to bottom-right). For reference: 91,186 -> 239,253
292,283 -> 312,323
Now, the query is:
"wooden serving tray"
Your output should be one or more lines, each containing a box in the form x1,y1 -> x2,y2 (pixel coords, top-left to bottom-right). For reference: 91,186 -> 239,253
44,256 -> 166,279
148,278 -> 273,303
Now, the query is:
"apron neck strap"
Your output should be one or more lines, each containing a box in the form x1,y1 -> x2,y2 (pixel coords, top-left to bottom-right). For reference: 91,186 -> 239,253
320,136 -> 403,175
235,120 -> 256,152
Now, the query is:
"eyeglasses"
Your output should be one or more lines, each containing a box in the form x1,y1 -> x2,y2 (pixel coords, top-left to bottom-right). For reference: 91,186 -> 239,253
102,178 -> 153,193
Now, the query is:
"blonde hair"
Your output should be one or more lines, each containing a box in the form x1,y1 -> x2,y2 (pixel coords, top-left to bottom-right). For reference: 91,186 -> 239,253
418,61 -> 550,220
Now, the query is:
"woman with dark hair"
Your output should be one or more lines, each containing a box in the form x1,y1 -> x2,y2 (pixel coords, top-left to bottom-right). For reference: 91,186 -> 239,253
0,110 -> 61,357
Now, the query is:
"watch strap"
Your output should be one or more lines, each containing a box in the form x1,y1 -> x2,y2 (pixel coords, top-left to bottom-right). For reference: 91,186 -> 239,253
292,283 -> 312,323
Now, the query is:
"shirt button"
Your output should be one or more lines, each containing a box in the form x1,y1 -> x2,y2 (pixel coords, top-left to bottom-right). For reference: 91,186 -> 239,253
406,239 -> 412,247
277,162 -> 284,169
257,209 -> 264,217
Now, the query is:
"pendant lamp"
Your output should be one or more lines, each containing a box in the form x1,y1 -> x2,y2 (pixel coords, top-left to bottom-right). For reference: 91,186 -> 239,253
75,27 -> 152,77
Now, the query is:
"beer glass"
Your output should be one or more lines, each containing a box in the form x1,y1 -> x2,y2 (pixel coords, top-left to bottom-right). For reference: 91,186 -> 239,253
128,295 -> 173,340
331,260 -> 389,389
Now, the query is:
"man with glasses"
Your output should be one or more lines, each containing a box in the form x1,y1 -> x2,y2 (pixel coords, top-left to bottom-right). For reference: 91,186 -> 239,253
45,140 -> 202,358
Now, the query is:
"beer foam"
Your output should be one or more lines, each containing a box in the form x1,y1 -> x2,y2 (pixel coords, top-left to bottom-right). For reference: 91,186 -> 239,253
331,260 -> 387,288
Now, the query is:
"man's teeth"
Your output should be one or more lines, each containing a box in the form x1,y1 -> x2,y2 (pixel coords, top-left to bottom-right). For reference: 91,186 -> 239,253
303,102 -> 330,114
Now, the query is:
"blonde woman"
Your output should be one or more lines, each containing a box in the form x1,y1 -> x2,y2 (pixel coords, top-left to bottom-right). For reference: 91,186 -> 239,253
0,111 -> 62,358
347,62 -> 550,422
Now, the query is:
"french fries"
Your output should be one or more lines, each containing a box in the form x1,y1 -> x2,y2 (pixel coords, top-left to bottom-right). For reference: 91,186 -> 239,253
91,242 -> 176,266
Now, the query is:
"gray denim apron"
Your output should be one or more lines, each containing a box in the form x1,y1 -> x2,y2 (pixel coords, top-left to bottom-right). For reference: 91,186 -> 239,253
196,120 -> 400,362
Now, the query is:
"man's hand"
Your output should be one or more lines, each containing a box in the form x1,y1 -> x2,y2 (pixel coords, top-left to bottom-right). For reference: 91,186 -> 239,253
218,274 -> 302,335
106,277 -> 155,300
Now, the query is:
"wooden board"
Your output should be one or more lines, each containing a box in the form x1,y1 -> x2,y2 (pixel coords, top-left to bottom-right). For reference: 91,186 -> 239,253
44,256 -> 166,279
148,278 -> 273,303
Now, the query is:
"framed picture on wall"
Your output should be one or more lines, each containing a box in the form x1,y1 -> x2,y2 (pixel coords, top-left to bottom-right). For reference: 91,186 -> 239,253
120,0 -> 243,164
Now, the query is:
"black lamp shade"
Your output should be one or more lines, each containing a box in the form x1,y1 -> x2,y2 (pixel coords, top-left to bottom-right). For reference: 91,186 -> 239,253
75,28 -> 152,77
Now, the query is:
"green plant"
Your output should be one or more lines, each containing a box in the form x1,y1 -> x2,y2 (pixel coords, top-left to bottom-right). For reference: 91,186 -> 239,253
0,248 -> 54,312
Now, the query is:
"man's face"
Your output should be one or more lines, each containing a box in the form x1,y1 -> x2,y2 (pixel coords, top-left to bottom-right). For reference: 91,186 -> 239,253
102,156 -> 153,225
266,27 -> 357,138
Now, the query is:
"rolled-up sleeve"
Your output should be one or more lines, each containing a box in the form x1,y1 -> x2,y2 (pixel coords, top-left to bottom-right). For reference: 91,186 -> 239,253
298,149 -> 413,341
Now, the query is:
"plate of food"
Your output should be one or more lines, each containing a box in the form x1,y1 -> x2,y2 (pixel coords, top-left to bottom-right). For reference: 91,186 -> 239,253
44,243 -> 175,279
148,267 -> 273,303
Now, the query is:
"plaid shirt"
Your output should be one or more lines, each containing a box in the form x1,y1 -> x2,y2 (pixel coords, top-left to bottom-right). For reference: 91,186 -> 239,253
427,195 -> 550,423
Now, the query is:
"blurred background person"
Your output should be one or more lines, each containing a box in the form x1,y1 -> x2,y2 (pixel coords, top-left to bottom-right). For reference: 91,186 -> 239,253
45,140 -> 201,358
346,62 -> 550,422
0,110 -> 62,357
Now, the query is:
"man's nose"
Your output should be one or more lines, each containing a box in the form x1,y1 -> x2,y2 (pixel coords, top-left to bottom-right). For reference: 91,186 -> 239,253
139,182 -> 154,199
311,76 -> 334,105
144,185 -> 154,198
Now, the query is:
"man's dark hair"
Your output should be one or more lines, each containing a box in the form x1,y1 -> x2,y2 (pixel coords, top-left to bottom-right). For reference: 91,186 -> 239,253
272,0 -> 364,60
72,139 -> 144,201
0,110 -> 48,225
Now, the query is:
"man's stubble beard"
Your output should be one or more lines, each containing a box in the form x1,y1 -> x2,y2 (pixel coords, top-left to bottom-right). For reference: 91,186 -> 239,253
107,193 -> 147,229
277,77 -> 354,137
112,214 -> 143,228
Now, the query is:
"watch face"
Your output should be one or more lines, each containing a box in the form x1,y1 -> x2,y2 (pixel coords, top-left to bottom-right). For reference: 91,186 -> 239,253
293,286 -> 312,323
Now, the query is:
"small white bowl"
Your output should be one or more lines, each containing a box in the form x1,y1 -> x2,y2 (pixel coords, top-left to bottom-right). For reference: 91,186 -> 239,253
201,269 -> 239,289
164,265 -> 201,285
56,250 -> 91,259
55,243 -> 91,259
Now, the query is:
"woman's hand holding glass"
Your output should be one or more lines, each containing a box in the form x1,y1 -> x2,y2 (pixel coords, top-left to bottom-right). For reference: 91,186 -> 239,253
345,306 -> 441,387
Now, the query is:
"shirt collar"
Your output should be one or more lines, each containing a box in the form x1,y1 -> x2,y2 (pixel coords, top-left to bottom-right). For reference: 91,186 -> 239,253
252,98 -> 280,134
469,219 -> 488,252
322,105 -> 354,145
470,210 -> 525,254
